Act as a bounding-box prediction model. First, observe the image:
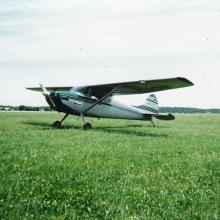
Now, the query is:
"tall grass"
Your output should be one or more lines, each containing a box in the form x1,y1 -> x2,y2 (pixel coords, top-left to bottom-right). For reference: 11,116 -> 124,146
0,112 -> 219,219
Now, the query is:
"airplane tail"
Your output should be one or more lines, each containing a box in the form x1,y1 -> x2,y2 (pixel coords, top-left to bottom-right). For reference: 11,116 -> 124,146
136,94 -> 159,114
135,94 -> 175,120
145,94 -> 159,114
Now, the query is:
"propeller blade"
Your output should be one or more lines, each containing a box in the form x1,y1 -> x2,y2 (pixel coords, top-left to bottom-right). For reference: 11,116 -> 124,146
39,83 -> 56,109
39,83 -> 50,96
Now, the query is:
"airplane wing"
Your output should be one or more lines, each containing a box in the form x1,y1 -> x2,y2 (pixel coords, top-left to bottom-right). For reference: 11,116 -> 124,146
26,86 -> 72,92
26,77 -> 193,99
87,77 -> 193,98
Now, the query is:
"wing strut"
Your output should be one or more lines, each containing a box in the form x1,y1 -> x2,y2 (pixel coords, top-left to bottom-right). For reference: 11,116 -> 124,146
83,85 -> 122,114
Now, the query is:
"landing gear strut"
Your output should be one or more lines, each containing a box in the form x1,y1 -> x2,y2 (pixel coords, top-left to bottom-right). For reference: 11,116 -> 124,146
150,118 -> 155,127
80,113 -> 92,130
52,113 -> 92,130
52,113 -> 69,128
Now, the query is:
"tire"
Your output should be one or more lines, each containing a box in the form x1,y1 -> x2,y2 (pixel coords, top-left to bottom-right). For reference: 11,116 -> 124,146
83,123 -> 92,130
52,121 -> 62,128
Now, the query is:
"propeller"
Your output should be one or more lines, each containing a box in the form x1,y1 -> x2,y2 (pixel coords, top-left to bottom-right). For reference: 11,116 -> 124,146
39,83 -> 50,96
39,83 -> 56,109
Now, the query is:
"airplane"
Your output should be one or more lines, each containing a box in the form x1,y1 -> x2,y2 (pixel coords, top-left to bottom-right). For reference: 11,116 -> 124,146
26,77 -> 193,129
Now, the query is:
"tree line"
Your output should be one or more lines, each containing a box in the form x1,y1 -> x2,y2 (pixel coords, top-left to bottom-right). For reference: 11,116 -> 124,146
0,105 -> 220,113
159,107 -> 220,114
0,105 -> 52,111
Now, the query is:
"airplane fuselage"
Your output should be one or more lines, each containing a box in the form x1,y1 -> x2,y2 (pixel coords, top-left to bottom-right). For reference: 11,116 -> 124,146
48,91 -> 152,121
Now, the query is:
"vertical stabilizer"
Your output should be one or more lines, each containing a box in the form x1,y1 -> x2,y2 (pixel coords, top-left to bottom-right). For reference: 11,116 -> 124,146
145,94 -> 159,114
135,94 -> 159,113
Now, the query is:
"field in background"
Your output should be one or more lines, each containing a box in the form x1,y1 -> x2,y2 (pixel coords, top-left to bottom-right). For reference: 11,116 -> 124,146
0,112 -> 219,219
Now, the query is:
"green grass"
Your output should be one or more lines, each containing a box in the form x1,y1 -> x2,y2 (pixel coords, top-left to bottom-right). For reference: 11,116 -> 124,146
0,112 -> 219,219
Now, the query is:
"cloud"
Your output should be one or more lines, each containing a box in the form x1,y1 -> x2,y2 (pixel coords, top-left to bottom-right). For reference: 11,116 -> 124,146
1,9 -> 219,59
0,0 -> 219,107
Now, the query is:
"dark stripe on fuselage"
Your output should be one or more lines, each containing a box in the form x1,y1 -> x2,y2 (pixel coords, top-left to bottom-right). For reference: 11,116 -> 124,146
111,104 -> 141,115
140,106 -> 158,113
65,95 -> 112,107
136,105 -> 158,113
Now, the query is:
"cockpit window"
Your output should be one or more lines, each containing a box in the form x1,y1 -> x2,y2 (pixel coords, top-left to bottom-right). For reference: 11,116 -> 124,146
72,86 -> 91,97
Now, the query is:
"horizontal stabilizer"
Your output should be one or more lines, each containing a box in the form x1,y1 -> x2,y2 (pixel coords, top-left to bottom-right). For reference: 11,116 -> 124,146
154,113 -> 175,120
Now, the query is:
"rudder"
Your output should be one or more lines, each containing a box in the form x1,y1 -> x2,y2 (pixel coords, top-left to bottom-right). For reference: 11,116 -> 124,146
144,94 -> 159,114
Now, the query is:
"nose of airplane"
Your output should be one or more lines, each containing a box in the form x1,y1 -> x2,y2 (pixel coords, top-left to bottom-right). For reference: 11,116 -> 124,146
39,83 -> 57,110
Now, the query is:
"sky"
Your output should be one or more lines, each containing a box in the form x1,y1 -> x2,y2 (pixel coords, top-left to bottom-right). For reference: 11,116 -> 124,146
0,0 -> 220,108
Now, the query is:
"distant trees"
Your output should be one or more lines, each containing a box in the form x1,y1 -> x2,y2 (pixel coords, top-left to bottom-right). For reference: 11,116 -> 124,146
18,105 -> 26,111
0,105 -> 52,111
18,106 -> 39,111
0,105 -> 220,113
16,106 -> 52,111
159,107 -> 220,114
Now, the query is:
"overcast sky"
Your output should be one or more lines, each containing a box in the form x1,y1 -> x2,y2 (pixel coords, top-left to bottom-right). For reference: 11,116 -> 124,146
0,0 -> 220,108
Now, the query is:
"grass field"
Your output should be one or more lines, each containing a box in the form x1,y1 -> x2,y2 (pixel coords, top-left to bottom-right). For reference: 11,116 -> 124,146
0,112 -> 219,219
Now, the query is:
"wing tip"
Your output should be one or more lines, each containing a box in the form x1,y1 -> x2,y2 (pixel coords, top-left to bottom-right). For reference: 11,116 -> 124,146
26,87 -> 42,92
177,77 -> 194,86
26,87 -> 36,91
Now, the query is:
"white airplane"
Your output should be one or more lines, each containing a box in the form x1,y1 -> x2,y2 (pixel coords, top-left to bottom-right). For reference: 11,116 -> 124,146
27,77 -> 193,129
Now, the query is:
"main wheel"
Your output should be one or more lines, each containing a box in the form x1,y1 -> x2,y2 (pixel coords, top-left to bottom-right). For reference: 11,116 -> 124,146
83,123 -> 92,130
52,121 -> 62,128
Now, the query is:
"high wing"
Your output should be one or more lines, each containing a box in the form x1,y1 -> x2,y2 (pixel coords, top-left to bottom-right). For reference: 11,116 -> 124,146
87,77 -> 193,99
26,77 -> 193,99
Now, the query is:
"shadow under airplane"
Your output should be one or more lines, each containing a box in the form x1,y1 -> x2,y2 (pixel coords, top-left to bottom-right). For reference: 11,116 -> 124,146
22,121 -> 169,138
